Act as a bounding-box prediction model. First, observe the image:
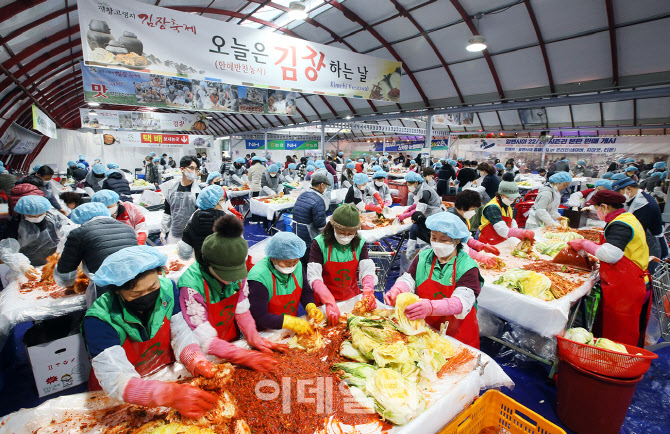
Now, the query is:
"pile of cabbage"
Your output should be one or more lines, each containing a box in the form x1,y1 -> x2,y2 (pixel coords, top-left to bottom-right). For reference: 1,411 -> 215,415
534,240 -> 568,257
332,293 -> 458,425
545,231 -> 584,242
493,269 -> 555,301
563,327 -> 628,353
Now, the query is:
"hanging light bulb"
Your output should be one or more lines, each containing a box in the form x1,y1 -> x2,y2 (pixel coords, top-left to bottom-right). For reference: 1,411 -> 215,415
466,35 -> 487,52
288,1 -> 308,20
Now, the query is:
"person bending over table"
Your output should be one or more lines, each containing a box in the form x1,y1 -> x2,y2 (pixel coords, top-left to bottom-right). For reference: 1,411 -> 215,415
260,164 -> 285,196
568,190 -> 651,347
345,173 -> 385,213
206,171 -> 222,186
227,158 -> 248,187
478,176 -> 534,245
84,164 -> 107,193
83,246 -> 218,419
371,170 -> 392,206
160,156 -> 201,245
395,171 -> 443,224
447,190 -> 500,268
385,212 -> 482,348
525,172 -> 572,229
92,189 -> 147,245
341,162 -> 356,189
307,204 -> 377,325
248,232 -> 323,334
178,216 -> 281,371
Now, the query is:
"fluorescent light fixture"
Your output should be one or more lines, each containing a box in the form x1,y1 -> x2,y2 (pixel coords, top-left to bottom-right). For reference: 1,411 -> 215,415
345,115 -> 353,120
88,110 -> 98,116
466,35 -> 487,52
288,1 -> 308,20
88,102 -> 100,107
206,116 -> 213,119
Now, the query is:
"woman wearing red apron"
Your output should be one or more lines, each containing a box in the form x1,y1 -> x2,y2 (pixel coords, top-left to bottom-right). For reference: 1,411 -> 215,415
568,190 -> 652,347
308,204 -> 378,325
83,246 -> 218,419
247,232 -> 324,334
478,178 -> 535,245
385,212 -> 483,348
178,216 -> 281,372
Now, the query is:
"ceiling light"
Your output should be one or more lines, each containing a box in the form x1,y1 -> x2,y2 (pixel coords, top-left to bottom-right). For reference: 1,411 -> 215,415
345,116 -> 353,120
288,1 -> 308,20
88,110 -> 97,116
466,35 -> 487,52
206,116 -> 213,119
88,102 -> 99,107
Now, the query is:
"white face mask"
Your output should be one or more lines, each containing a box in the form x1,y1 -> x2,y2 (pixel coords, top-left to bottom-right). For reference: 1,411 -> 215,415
408,185 -> 417,193
431,241 -> 455,258
501,197 -> 516,206
274,262 -> 297,275
25,214 -> 46,223
270,173 -> 277,178
425,176 -> 434,182
463,210 -> 476,219
358,185 -> 367,191
108,204 -> 119,217
335,232 -> 355,245
374,180 -> 385,187
184,170 -> 198,181
623,190 -> 634,201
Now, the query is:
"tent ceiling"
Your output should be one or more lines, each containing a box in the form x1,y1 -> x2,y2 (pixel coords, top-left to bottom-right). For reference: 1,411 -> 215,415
2,0 -> 670,140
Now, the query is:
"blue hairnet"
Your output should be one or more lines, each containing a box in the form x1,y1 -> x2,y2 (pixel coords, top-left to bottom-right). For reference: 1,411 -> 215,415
91,190 -> 120,206
260,158 -> 268,163
363,153 -> 367,157
353,173 -> 369,186
624,166 -> 638,172
653,162 -> 666,169
410,160 -> 416,164
70,202 -> 110,224
548,172 -> 573,183
153,157 -> 160,163
449,159 -> 458,166
405,171 -> 424,183
372,165 -> 382,172
346,159 -> 352,163
382,158 -> 389,162
425,212 -> 470,243
457,157 -> 463,161
306,164 -> 315,171
288,163 -> 297,170
315,161 -> 325,169
206,171 -> 221,183
617,158 -> 626,163
106,162 -> 118,169
611,173 -> 627,180
440,158 -> 446,162
315,160 -> 324,165
358,159 -> 365,162
268,164 -> 280,173
105,170 -> 116,177
91,164 -> 106,175
495,163 -> 505,170
252,156 -> 263,161
67,160 -> 76,167
562,158 -> 569,163
32,165 -> 42,172
594,179 -> 613,190
197,185 -> 225,210
0,166 -> 4,174
372,171 -> 387,179
625,158 -> 635,163
235,157 -> 246,164
577,160 -> 586,165
265,231 -> 306,260
149,152 -> 156,157
435,163 -> 442,170
79,155 -> 86,160
15,195 -> 51,215
602,172 -> 614,179
651,171 -> 664,178
93,245 -> 167,287
338,152 -> 344,156
346,162 -> 355,169
76,163 -> 85,169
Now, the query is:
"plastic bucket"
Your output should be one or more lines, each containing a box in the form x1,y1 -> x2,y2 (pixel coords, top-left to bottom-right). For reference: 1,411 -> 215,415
556,357 -> 643,434
282,213 -> 294,231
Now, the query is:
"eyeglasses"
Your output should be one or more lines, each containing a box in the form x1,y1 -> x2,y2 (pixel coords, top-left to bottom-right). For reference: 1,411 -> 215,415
183,166 -> 198,171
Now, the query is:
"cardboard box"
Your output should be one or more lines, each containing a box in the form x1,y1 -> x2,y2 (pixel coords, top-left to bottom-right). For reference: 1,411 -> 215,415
26,333 -> 91,398
139,189 -> 164,207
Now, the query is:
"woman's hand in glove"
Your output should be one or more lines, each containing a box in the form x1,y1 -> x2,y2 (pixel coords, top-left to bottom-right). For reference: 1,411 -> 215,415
305,303 -> 324,323
481,244 -> 500,255
123,379 -> 217,419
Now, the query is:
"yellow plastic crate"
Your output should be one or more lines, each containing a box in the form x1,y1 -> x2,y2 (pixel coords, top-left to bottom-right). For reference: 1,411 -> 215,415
438,390 -> 566,434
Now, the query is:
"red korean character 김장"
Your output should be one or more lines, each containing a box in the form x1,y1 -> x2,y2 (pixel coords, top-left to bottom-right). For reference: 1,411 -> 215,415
275,45 -> 297,81
303,46 -> 326,81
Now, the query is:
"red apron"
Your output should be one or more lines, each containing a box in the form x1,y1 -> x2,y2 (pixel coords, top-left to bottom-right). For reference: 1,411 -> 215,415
415,256 -> 480,348
89,316 -> 175,390
479,214 -> 512,245
321,244 -> 361,302
267,273 -> 302,316
204,279 -> 242,342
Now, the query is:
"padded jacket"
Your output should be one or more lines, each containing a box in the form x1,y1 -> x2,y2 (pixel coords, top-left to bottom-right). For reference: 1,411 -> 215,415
8,182 -> 45,215
180,208 -> 228,261
102,171 -> 132,202
291,188 -> 327,243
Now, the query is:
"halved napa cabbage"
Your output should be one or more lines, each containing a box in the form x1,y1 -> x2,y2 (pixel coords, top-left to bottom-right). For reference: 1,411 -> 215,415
545,231 -> 584,241
365,368 -> 426,425
493,269 -> 554,301
372,341 -> 416,369
394,292 -> 428,335
594,337 -> 628,353
535,240 -> 568,257
331,362 -> 378,389
564,327 -> 594,345
340,340 -> 370,363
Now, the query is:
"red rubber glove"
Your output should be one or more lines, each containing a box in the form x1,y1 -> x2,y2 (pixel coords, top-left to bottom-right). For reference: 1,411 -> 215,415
312,279 -> 341,326
383,281 -> 409,306
123,378 -> 217,419
509,227 -> 534,241
179,343 -> 215,378
568,239 -> 599,255
365,203 -> 383,213
361,290 -> 377,311
236,311 -> 289,354
468,249 -> 497,268
373,192 -> 384,208
396,203 -> 417,222
404,300 -> 433,320
208,338 -> 277,372
137,232 -> 147,245
228,206 -> 244,221
481,244 -> 500,255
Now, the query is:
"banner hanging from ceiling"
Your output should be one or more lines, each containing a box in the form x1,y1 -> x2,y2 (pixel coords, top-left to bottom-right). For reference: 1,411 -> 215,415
99,130 -> 214,148
373,139 -> 449,152
245,139 -> 318,151
431,113 -> 475,128
0,122 -> 43,155
32,105 -> 57,138
453,136 -> 670,155
80,108 -> 208,131
78,0 -> 402,102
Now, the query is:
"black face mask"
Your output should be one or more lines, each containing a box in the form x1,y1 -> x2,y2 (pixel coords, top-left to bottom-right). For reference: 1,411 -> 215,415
122,289 -> 160,315
95,173 -> 105,179
234,164 -> 242,169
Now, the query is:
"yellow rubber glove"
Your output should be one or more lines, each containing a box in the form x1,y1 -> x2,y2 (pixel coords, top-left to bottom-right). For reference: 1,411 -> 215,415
282,315 -> 313,335
305,303 -> 324,323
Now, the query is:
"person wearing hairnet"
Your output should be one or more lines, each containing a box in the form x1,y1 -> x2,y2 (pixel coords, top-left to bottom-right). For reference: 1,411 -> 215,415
304,164 -> 316,181
13,165 -> 66,216
72,162 -> 88,183
291,173 -> 330,265
395,171 -> 442,224
525,172 -> 573,229
307,204 -> 378,325
260,164 -> 285,197
341,162 -> 356,189
385,212 -> 483,348
206,171 -> 222,186
478,176 -> 534,244
573,160 -> 587,177
66,160 -> 77,180
602,172 -> 614,180
102,166 -> 132,202
568,190 -> 652,346
84,163 -> 108,193
555,158 -> 570,173
145,157 -> 162,188
282,163 -> 298,183
227,157 -> 248,187
54,202 -> 138,307
370,171 -> 392,206
78,154 -> 89,170
161,156 -> 202,245
179,186 -> 243,261
92,190 -> 148,245
344,173 -> 385,213
179,216 -> 283,370
566,179 -> 613,210
0,195 -> 71,279
248,232 -> 323,334
623,165 -> 639,182
381,157 -> 391,173
83,246 -> 219,418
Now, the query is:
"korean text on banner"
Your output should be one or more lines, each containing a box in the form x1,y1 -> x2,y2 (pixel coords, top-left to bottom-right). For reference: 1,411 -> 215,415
0,122 -> 42,155
245,139 -> 318,151
100,130 -> 214,149
78,0 -> 402,102
374,139 -> 449,152
32,105 -> 57,139
80,108 -> 208,131
454,136 -> 670,155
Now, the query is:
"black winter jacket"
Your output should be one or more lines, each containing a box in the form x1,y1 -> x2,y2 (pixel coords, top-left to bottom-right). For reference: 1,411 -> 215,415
181,208 -> 228,261
102,171 -> 132,202
291,188 -> 327,243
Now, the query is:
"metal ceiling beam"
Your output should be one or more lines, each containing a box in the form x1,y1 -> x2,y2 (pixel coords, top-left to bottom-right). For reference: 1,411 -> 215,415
169,6 -> 300,37
523,0 -> 555,94
4,27 -> 79,70
0,0 -> 48,20
0,63 -> 61,128
604,0 -> 619,86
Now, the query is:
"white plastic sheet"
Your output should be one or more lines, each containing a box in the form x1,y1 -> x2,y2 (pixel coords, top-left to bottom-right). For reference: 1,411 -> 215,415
358,206 -> 411,244
143,210 -> 164,234
0,295 -> 513,434
249,197 -> 296,220
223,189 -> 251,199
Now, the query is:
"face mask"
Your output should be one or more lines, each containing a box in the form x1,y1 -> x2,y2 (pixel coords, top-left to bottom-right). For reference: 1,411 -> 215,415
335,232 -> 355,245
108,204 -> 119,217
270,173 -> 277,178
501,197 -> 516,206
431,241 -> 455,258
184,170 -> 198,181
408,185 -> 417,193
25,214 -> 46,223
273,262 -> 297,275
122,289 -> 160,314
374,180 -> 384,187
623,190 -> 633,201
463,210 -> 476,219
358,185 -> 366,191
425,176 -> 434,182
95,173 -> 105,179
596,206 -> 607,221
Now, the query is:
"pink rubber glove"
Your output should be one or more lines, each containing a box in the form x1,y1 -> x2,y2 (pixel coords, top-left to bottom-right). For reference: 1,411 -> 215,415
208,338 -> 277,372
397,204 -> 417,222
373,192 -> 384,208
384,281 -> 409,306
235,311 -> 289,354
404,299 -> 433,320
361,278 -> 376,311
179,343 -> 216,378
481,244 -> 500,255
568,239 -> 599,255
312,279 -> 341,325
467,249 -> 497,268
508,227 -> 534,241
430,297 -> 463,317
467,238 -> 500,255
123,378 -> 217,419
365,203 -> 383,213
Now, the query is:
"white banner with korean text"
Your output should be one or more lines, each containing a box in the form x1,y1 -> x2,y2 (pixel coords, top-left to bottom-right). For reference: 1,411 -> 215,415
453,136 -> 670,155
80,108 -> 208,131
32,105 -> 57,138
99,130 -> 214,148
